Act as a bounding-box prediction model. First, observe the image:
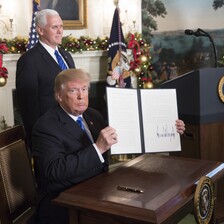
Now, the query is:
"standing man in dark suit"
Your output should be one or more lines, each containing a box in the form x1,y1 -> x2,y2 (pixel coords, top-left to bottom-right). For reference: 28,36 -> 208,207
31,69 -> 118,224
16,9 -> 75,150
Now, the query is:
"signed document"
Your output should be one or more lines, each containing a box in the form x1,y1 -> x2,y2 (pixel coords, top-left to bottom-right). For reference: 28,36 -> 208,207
106,87 -> 181,155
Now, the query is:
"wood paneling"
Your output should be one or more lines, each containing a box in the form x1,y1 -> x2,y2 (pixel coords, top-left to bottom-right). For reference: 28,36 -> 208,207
0,125 -> 24,148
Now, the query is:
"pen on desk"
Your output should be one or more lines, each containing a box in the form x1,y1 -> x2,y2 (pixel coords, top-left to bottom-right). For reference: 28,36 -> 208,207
116,185 -> 144,193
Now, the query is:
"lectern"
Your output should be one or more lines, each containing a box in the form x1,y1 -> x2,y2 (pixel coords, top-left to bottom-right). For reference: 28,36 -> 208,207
161,67 -> 224,222
161,67 -> 224,161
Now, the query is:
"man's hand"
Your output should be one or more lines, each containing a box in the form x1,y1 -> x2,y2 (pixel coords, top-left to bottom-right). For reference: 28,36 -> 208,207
95,126 -> 118,154
176,119 -> 185,135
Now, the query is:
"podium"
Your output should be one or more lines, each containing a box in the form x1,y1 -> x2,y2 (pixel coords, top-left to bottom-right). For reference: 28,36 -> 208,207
53,154 -> 224,224
161,67 -> 224,222
161,67 -> 224,161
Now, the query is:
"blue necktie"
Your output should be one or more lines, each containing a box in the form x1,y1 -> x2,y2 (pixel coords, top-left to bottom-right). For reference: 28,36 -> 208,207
76,117 -> 92,142
54,50 -> 68,70
76,116 -> 85,131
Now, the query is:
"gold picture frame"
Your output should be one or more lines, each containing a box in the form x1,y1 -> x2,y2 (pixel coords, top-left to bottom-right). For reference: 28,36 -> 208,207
40,0 -> 87,30
63,0 -> 87,30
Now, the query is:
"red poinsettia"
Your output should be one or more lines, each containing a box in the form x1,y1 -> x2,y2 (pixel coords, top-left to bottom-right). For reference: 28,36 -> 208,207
0,67 -> 8,78
0,43 -> 8,54
0,43 -> 9,79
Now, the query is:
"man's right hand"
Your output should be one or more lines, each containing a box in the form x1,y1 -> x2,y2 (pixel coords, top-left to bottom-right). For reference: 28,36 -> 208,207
95,126 -> 118,154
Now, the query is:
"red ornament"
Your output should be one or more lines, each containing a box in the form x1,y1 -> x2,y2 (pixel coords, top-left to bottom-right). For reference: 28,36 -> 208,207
0,67 -> 8,78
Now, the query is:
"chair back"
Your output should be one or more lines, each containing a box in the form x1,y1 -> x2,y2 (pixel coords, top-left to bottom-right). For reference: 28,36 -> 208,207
0,128 -> 36,224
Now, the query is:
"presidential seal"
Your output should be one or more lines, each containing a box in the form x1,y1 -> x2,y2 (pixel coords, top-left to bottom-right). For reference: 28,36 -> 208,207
194,176 -> 214,224
218,76 -> 224,103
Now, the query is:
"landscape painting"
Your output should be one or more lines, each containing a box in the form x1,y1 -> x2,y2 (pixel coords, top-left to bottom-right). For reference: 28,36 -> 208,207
142,0 -> 224,80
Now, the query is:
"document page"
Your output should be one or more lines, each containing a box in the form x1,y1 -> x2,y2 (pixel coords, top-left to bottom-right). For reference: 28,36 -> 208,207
106,87 -> 142,154
140,89 -> 181,152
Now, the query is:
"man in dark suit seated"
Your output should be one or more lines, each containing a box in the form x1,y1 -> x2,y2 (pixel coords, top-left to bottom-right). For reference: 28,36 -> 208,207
31,69 -> 118,224
16,9 -> 75,152
30,68 -> 185,223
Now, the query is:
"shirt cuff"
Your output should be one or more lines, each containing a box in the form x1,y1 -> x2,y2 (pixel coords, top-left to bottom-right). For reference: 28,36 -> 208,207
93,143 -> 105,163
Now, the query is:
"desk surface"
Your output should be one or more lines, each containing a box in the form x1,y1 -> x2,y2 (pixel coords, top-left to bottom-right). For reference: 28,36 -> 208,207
53,154 -> 224,224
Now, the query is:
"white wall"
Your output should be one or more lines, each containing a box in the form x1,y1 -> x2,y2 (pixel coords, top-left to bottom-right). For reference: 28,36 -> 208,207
1,0 -> 141,39
0,0 -> 142,129
0,51 -> 108,129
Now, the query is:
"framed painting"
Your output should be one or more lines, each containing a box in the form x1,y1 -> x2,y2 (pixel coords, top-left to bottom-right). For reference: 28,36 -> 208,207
40,0 -> 87,29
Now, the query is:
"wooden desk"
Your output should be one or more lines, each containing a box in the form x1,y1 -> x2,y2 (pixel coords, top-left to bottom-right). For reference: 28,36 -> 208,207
53,154 -> 224,224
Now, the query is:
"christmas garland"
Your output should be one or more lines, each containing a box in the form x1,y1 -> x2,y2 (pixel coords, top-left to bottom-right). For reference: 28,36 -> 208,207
0,33 -> 143,54
0,33 -> 161,88
0,36 -> 110,54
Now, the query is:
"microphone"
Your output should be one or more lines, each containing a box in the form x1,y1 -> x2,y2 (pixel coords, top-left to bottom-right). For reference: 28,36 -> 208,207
184,29 -> 207,37
185,29 -> 195,35
184,28 -> 217,67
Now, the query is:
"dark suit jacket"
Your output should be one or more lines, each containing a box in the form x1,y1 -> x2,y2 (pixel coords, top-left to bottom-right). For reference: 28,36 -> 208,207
16,42 -> 75,147
31,105 -> 108,223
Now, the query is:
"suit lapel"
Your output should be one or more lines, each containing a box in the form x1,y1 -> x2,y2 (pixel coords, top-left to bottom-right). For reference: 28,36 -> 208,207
83,112 -> 98,142
59,48 -> 73,68
55,105 -> 92,144
36,43 -> 61,72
